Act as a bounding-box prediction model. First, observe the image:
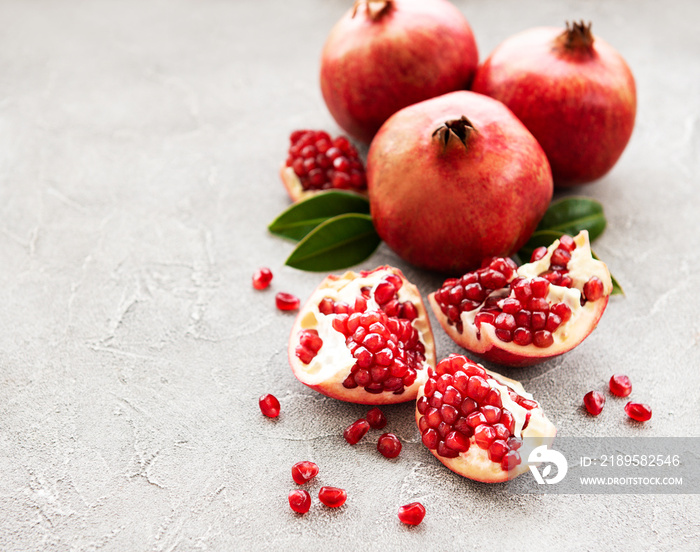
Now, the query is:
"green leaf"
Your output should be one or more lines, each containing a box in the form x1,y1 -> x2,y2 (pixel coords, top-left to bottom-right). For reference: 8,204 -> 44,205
268,191 -> 370,242
285,213 -> 381,272
536,196 -> 606,241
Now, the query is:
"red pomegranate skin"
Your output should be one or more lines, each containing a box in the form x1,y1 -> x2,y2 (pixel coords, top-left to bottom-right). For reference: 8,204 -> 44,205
367,91 -> 553,274
320,0 -> 479,144
472,25 -> 636,186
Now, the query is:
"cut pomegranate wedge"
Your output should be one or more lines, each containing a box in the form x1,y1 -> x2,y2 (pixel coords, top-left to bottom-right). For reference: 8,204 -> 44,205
288,266 -> 436,404
415,355 -> 556,482
280,129 -> 367,202
429,231 -> 612,367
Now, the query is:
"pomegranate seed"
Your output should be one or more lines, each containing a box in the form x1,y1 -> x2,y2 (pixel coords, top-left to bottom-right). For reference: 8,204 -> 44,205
288,489 -> 311,514
377,433 -> 402,458
291,461 -> 319,484
609,374 -> 632,397
344,419 -> 370,445
258,393 -> 280,418
625,402 -> 652,422
501,450 -> 521,471
583,390 -> 605,416
398,502 -> 426,526
276,292 -> 300,311
318,486 -> 347,508
583,276 -> 604,302
530,246 -> 548,262
252,267 -> 273,290
366,407 -> 387,429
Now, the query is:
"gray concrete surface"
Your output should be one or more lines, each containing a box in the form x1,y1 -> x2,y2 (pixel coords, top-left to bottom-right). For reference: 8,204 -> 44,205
1,0 -> 698,550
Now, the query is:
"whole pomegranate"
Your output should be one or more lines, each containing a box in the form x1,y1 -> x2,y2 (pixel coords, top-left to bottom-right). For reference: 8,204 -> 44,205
320,0 -> 479,143
367,91 -> 553,274
472,21 -> 636,186
288,266 -> 436,404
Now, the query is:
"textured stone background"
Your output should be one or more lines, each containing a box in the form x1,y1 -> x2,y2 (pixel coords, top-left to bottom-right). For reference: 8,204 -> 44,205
1,0 -> 698,550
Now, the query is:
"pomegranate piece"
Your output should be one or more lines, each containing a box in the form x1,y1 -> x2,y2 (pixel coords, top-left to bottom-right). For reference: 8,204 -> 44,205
609,374 -> 632,397
318,486 -> 347,508
625,402 -> 652,422
429,231 -> 613,367
366,407 -> 387,429
276,292 -> 300,311
259,394 -> 280,418
344,419 -> 370,445
367,91 -> 552,274
288,266 -> 436,405
398,502 -> 426,526
291,461 -> 319,485
472,21 -> 636,186
288,489 -> 311,514
252,267 -> 273,290
415,355 -> 556,483
280,130 -> 367,202
583,391 -> 605,416
377,433 -> 402,458
320,0 -> 479,144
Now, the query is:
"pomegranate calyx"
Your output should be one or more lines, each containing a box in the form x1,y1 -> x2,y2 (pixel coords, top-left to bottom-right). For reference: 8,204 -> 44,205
432,115 -> 477,150
558,21 -> 595,54
352,0 -> 394,21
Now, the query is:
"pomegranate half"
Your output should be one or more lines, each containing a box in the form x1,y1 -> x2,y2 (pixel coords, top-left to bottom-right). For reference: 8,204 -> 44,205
429,231 -> 612,367
472,22 -> 636,186
320,0 -> 479,143
367,91 -> 553,274
289,266 -> 435,404
416,355 -> 556,482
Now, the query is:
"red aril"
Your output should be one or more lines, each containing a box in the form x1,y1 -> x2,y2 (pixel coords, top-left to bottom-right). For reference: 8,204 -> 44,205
377,433 -> 402,458
366,407 -> 387,429
625,402 -> 652,422
472,21 -> 636,186
288,266 -> 436,404
276,292 -> 300,312
610,374 -> 632,397
429,231 -> 612,366
344,419 -> 370,445
280,130 -> 367,202
415,354 -> 556,482
318,487 -> 347,508
398,502 -> 426,526
252,267 -> 273,290
259,394 -> 280,418
291,461 -> 319,485
367,91 -> 552,274
320,0 -> 479,143
288,489 -> 311,514
583,390 -> 605,416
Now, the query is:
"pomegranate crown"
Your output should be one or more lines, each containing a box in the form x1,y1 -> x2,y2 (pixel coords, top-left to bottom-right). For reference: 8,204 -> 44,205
432,116 -> 477,150
558,20 -> 595,52
352,0 -> 394,21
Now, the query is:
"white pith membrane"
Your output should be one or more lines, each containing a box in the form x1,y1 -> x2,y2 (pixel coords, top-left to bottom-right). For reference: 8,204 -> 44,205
289,266 -> 436,405
280,166 -> 317,202
428,231 -> 612,366
415,359 -> 557,482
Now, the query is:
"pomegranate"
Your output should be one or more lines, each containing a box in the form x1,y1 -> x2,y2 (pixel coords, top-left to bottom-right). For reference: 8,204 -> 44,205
291,461 -> 319,485
288,489 -> 312,514
320,0 -> 479,143
318,487 -> 347,508
252,267 -> 273,290
430,231 -> 612,366
288,266 -> 436,404
377,433 -> 402,458
259,394 -> 280,418
366,407 -> 387,429
416,355 -> 556,482
472,21 -> 636,186
398,502 -> 426,526
344,419 -> 370,445
625,402 -> 652,422
367,91 -> 552,274
280,130 -> 367,201
276,292 -> 300,312
583,390 -> 605,416
609,374 -> 632,397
